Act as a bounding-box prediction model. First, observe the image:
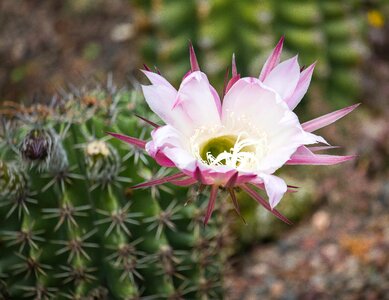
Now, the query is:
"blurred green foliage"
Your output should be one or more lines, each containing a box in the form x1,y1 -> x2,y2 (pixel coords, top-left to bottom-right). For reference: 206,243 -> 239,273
134,0 -> 368,108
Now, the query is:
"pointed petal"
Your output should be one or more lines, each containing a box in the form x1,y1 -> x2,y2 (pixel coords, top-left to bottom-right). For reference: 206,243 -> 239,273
259,173 -> 287,209
308,145 -> 340,152
293,145 -> 315,156
241,184 -> 292,225
189,42 -> 200,72
225,73 -> 240,94
302,104 -> 360,132
204,185 -> 218,225
194,165 -> 207,184
228,188 -> 246,224
259,36 -> 284,81
135,114 -> 160,128
236,173 -> 258,185
286,62 -> 316,110
224,171 -> 239,188
225,53 -> 241,94
141,70 -> 175,89
143,64 -> 152,71
228,188 -> 240,214
132,173 -> 187,189
286,154 -> 356,165
263,55 -> 300,100
107,132 -> 146,149
222,66 -> 230,98
173,71 -> 221,129
232,53 -> 238,77
170,177 -> 197,187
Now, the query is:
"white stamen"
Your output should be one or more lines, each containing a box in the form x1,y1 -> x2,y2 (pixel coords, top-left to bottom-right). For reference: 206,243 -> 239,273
189,112 -> 269,171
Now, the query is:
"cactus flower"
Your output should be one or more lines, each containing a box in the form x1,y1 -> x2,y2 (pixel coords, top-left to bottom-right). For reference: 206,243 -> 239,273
109,37 -> 357,224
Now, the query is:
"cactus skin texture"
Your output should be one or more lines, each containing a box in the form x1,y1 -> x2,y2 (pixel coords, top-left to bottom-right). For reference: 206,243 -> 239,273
134,0 -> 367,106
0,81 -> 231,299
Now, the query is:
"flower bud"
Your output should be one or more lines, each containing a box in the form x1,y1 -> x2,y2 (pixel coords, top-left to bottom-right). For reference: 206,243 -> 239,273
85,140 -> 120,184
20,129 -> 51,161
20,128 -> 68,172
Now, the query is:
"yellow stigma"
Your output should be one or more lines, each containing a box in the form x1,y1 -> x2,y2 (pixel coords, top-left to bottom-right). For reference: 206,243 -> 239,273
198,134 -> 260,169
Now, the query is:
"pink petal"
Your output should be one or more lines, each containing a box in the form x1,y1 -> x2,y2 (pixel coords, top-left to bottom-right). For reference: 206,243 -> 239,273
204,185 -> 218,225
210,85 -> 222,115
302,104 -> 360,133
163,147 -> 198,176
293,145 -> 315,156
224,54 -> 241,95
224,171 -> 239,188
225,73 -> 241,95
258,173 -> 287,209
170,177 -> 197,186
241,184 -> 293,225
135,114 -> 160,128
145,141 -> 175,167
285,62 -> 316,110
286,154 -> 356,165
236,173 -> 258,185
228,188 -> 246,223
141,70 -> 175,89
189,42 -> 200,72
132,172 -> 187,189
194,165 -> 207,184
107,132 -> 146,149
141,84 -> 188,131
149,125 -> 184,149
228,188 -> 241,214
232,53 -> 238,77
263,55 -> 301,100
308,145 -> 340,152
173,71 -> 221,129
259,36 -> 284,81
141,72 -> 195,135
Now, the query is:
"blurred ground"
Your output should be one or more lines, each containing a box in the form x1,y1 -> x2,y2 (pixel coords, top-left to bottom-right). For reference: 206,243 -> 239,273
0,0 -> 138,101
226,157 -> 389,299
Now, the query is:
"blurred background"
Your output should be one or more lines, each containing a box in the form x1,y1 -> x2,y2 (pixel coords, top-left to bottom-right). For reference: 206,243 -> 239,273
1,0 -> 389,299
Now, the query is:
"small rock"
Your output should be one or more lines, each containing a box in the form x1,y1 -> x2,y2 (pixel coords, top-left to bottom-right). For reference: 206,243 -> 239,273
312,211 -> 331,231
110,23 -> 134,42
270,280 -> 285,298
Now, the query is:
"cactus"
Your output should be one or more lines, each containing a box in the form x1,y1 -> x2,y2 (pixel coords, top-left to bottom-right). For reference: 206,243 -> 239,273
0,80 -> 232,299
134,0 -> 368,106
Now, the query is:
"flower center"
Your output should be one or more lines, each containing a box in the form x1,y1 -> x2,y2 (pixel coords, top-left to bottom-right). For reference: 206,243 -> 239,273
196,133 -> 265,170
199,135 -> 237,162
189,113 -> 269,171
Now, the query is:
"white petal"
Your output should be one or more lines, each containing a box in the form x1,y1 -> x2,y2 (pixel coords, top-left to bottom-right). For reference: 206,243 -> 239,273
258,173 -> 287,209
174,71 -> 221,130
263,56 -> 300,100
149,125 -> 187,150
141,84 -> 193,135
285,63 -> 315,110
222,77 -> 316,173
163,147 -> 197,174
141,70 -> 176,89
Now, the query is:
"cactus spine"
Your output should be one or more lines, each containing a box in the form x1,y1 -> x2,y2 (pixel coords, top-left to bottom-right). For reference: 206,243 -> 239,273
0,81 -> 231,299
